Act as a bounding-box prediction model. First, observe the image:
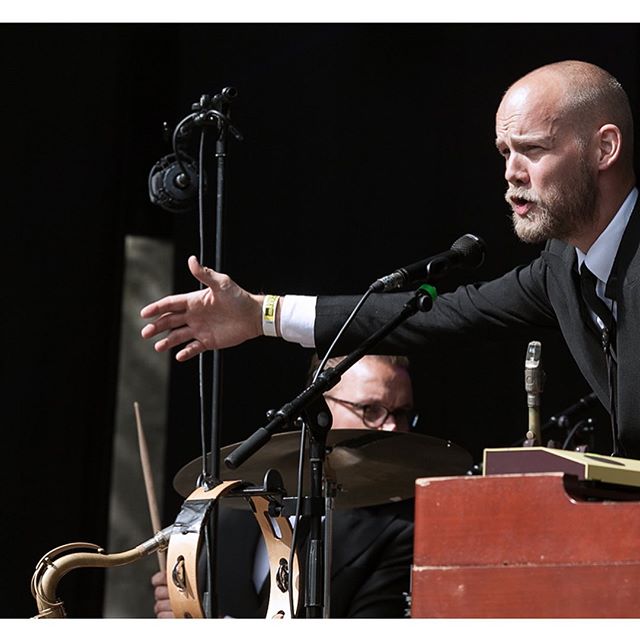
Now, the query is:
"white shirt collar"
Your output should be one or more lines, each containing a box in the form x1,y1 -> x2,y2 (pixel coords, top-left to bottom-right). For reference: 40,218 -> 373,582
576,187 -> 638,285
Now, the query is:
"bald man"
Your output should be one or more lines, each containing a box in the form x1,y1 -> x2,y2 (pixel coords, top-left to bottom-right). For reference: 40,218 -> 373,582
141,60 -> 640,458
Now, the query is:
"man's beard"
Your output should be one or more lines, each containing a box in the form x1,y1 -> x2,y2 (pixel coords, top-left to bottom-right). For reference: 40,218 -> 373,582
506,162 -> 597,244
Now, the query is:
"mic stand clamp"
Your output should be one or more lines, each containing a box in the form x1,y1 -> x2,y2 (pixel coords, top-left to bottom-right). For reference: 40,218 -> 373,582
182,89 -> 244,143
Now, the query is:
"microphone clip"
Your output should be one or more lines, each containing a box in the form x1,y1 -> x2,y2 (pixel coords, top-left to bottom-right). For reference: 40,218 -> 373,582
189,90 -> 244,141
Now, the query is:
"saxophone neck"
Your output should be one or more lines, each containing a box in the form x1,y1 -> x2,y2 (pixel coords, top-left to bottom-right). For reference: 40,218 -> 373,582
31,526 -> 173,618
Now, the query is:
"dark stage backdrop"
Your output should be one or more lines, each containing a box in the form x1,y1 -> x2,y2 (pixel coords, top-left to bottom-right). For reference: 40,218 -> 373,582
2,23 -> 639,618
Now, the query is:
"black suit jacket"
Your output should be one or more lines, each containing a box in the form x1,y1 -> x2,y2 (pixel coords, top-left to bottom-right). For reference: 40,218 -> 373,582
315,200 -> 640,458
214,500 -> 413,618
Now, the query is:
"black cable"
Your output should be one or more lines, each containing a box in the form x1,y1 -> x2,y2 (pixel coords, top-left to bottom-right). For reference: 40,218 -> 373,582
561,419 -> 588,451
172,113 -> 196,178
198,126 -> 208,483
194,126 -> 214,616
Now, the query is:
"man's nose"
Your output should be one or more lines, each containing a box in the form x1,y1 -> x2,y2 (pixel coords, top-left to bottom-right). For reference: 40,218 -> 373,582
504,153 -> 529,186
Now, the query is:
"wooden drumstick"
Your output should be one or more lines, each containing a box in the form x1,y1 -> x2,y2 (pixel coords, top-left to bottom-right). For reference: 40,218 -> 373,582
134,401 -> 166,571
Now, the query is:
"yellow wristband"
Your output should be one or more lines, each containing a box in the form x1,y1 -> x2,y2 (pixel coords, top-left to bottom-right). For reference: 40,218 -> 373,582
262,294 -> 280,337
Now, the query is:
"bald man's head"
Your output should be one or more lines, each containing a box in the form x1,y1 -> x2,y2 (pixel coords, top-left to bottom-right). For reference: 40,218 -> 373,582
496,60 -> 636,250
509,60 -> 634,167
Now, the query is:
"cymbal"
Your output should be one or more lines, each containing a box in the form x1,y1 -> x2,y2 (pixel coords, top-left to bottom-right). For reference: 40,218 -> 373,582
173,429 -> 472,510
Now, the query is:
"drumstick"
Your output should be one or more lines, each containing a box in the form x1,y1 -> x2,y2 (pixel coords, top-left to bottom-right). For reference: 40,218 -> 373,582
134,401 -> 166,571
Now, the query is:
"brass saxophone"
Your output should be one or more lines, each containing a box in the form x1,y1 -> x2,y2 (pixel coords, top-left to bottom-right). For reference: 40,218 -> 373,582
31,479 -> 299,618
31,525 -> 174,618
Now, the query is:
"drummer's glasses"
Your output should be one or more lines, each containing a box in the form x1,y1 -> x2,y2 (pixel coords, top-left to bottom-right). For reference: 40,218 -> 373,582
324,396 -> 416,430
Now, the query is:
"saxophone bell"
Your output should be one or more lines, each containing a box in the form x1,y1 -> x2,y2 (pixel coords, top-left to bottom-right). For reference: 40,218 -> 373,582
31,526 -> 174,618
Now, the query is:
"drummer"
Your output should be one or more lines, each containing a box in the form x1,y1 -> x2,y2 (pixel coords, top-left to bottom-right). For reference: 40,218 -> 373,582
312,353 -> 414,433
152,353 -> 416,618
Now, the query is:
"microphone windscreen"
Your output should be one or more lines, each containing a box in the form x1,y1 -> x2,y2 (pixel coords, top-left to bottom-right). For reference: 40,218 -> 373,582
451,233 -> 486,269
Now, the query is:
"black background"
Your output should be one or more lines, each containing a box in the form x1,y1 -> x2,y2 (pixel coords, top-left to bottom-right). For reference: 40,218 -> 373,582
2,23 -> 638,617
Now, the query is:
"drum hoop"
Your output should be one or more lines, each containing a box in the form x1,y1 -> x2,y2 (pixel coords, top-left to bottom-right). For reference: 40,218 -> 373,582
166,480 -> 299,618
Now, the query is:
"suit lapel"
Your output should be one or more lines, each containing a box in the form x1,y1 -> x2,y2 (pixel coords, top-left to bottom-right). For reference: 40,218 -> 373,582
609,198 -> 640,290
542,240 -> 609,400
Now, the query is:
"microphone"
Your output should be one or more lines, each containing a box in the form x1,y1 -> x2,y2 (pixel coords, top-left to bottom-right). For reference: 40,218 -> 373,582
148,152 -> 200,213
370,233 -> 486,292
524,340 -> 545,446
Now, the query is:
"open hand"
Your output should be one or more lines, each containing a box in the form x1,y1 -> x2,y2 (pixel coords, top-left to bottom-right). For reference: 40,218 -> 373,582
141,256 -> 264,361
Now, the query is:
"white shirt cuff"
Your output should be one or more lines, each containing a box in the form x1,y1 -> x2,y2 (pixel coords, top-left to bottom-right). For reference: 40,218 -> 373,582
280,295 -> 317,348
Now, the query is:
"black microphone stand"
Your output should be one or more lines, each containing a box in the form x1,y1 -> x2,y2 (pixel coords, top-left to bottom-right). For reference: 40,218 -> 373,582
225,284 -> 437,618
198,89 -> 242,619
167,89 -> 243,618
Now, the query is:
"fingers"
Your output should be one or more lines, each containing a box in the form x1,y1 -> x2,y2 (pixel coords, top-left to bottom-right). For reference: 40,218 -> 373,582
151,571 -> 175,618
154,325 -> 201,354
151,570 -> 167,587
141,312 -> 187,340
140,293 -> 189,320
176,339 -> 207,362
153,588 -> 174,617
188,255 -> 208,284
140,257 -> 225,327
154,586 -> 170,601
140,256 -> 253,361
188,255 -> 225,290
140,305 -> 206,360
150,332 -> 206,361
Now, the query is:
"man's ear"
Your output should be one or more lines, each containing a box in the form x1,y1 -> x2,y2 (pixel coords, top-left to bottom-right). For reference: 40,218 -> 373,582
596,124 -> 622,170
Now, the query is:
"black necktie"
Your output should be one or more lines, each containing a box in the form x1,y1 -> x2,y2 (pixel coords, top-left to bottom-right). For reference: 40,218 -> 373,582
579,265 -> 621,455
579,265 -> 615,341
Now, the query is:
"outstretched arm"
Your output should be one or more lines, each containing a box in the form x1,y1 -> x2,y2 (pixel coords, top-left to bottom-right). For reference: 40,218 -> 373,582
140,256 -> 266,361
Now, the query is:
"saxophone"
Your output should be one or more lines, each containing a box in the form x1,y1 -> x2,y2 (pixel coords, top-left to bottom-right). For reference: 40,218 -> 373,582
31,526 -> 174,618
31,479 -> 299,618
